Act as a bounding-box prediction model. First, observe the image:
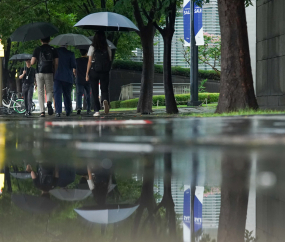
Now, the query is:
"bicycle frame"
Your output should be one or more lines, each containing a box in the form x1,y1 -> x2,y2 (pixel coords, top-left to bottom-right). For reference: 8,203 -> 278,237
2,89 -> 24,113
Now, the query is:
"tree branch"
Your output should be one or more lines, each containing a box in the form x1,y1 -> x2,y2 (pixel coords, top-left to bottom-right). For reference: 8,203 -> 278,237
131,0 -> 145,30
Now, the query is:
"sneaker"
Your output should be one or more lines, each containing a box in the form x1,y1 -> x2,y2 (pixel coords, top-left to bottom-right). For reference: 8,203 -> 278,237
56,113 -> 61,118
27,111 -> 31,116
103,100 -> 109,114
93,112 -> 100,117
40,112 -> 45,117
24,112 -> 29,117
47,101 -> 54,115
77,109 -> 81,115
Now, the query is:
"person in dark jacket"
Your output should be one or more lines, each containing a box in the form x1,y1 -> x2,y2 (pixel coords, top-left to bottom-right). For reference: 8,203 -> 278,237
19,59 -> 36,116
54,45 -> 77,117
74,49 -> 91,115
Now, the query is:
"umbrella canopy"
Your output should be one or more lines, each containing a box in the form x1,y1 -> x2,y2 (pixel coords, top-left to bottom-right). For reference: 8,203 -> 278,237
12,194 -> 58,214
10,172 -> 31,179
74,12 -> 139,32
10,22 -> 59,42
77,38 -> 116,50
50,189 -> 92,201
9,54 -> 32,61
50,34 -> 91,47
74,204 -> 139,224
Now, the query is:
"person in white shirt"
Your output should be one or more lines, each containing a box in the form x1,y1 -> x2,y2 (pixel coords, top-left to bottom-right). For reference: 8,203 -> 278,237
86,31 -> 112,117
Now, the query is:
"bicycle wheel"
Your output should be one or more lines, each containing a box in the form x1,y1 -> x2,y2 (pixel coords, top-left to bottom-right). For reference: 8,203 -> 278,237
13,99 -> 26,114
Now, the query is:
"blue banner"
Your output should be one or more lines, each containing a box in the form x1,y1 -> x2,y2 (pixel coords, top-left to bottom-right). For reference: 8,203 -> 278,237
183,0 -> 191,46
183,185 -> 191,242
194,186 -> 204,235
183,1 -> 204,46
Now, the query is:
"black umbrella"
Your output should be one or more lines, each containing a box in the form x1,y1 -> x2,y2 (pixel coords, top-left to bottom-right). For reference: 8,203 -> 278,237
10,22 -> 59,42
49,33 -> 91,47
9,54 -> 32,61
12,194 -> 58,214
74,12 -> 139,32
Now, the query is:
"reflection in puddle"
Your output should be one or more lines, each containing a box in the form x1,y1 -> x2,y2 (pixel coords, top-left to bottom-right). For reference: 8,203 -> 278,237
0,117 -> 283,241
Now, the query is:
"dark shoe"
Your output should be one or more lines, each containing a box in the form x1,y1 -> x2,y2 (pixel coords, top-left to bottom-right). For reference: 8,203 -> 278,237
47,101 -> 54,115
24,112 -> 29,117
27,111 -> 31,116
66,112 -> 71,117
77,109 -> 81,115
56,113 -> 60,118
40,112 -> 45,117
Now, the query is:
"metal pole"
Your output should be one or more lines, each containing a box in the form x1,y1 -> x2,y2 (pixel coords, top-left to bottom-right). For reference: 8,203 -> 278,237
0,58 -> 3,107
188,0 -> 202,107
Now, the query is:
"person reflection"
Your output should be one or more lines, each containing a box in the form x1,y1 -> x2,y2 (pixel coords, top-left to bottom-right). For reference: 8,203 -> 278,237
87,162 -> 112,206
26,163 -> 58,195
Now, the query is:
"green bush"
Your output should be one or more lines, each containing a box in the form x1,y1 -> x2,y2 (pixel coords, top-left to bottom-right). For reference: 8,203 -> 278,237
112,60 -> 220,80
110,101 -> 121,109
120,98 -> 139,108
110,93 -> 219,109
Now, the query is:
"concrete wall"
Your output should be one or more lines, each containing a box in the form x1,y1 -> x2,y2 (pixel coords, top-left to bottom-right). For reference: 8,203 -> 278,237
256,0 -> 285,109
109,70 -> 220,101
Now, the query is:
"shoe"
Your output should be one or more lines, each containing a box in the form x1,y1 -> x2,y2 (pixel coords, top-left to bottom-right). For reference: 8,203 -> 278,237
66,112 -> 71,117
77,109 -> 81,115
56,113 -> 60,118
93,112 -> 100,117
40,112 -> 45,117
47,101 -> 54,115
27,111 -> 31,116
24,112 -> 29,117
103,100 -> 109,114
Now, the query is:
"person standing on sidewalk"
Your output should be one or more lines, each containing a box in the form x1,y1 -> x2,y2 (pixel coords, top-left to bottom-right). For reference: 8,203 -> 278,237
74,49 -> 91,115
54,45 -> 76,118
19,59 -> 36,117
86,31 -> 112,117
31,36 -> 58,117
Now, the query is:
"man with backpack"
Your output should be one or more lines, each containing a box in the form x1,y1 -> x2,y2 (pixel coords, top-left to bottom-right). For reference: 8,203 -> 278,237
31,36 -> 58,117
54,45 -> 77,117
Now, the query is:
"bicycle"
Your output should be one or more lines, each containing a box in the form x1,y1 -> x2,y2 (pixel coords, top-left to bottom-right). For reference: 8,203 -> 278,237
2,87 -> 26,114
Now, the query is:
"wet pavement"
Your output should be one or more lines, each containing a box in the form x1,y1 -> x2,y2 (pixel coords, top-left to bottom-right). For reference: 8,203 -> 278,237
0,113 -> 285,242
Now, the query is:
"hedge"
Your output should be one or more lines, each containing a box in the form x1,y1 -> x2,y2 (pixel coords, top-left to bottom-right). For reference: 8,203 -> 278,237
112,60 -> 220,80
110,93 -> 219,109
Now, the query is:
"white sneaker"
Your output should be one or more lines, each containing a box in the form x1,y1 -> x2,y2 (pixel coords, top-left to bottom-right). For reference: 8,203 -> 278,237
103,100 -> 109,114
93,112 -> 100,117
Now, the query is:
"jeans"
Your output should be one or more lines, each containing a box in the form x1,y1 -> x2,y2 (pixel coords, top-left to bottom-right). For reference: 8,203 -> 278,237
76,83 -> 91,112
90,71 -> 110,112
22,83 -> 34,112
36,73 -> 54,112
54,80 -> 73,114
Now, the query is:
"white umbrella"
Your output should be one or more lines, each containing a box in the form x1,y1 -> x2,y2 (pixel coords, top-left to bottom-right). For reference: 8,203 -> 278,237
74,204 -> 139,224
74,12 -> 139,32
10,172 -> 31,179
50,189 -> 92,201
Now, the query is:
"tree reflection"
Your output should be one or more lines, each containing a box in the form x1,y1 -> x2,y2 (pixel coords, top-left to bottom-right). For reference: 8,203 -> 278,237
217,149 -> 251,242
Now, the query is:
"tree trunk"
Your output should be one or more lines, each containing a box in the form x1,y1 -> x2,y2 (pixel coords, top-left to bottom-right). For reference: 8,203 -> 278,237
216,0 -> 258,113
163,32 -> 178,114
137,24 -> 156,114
217,151 -> 250,242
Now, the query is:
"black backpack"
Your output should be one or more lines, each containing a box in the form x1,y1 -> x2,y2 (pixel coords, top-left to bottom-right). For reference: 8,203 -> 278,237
91,48 -> 111,72
38,46 -> 54,73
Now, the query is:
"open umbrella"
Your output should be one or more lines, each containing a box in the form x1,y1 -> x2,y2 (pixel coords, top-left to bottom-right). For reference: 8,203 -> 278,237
10,172 -> 31,179
50,189 -> 92,201
9,53 -> 32,61
10,22 -> 59,42
74,12 -> 139,32
12,194 -> 58,214
50,33 -> 91,47
74,204 -> 139,224
76,39 -> 117,50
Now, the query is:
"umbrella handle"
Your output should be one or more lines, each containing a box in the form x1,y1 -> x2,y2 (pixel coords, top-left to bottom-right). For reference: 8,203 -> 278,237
117,24 -> 120,31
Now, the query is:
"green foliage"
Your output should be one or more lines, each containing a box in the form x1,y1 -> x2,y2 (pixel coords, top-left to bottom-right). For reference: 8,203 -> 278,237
110,100 -> 121,109
112,60 -> 220,80
245,230 -> 258,242
198,79 -> 208,93
120,98 -> 139,108
111,93 -> 219,109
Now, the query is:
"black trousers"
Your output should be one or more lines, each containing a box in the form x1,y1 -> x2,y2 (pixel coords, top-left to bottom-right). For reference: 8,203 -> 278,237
54,80 -> 73,114
90,71 -> 110,112
22,83 -> 34,112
